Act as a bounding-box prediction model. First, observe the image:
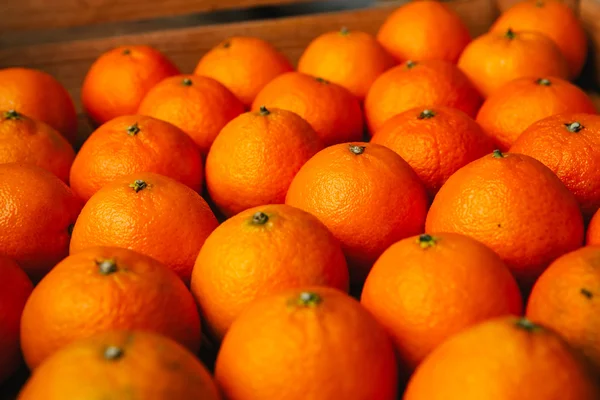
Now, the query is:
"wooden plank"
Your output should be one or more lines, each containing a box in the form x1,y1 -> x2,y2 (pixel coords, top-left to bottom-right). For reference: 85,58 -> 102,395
0,0 -> 318,33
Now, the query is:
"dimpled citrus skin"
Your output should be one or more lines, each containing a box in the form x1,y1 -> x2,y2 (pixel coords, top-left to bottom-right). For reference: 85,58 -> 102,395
0,257 -> 33,384
0,68 -> 78,144
215,286 -> 399,400
205,108 -> 323,217
364,60 -> 482,134
457,29 -> 570,98
0,110 -> 75,183
69,172 -> 219,285
82,45 -> 180,125
476,77 -> 597,151
0,163 -> 82,282
361,232 -> 523,372
137,74 -> 245,156
194,36 -> 293,107
251,72 -> 364,146
297,28 -> 395,101
404,317 -> 600,400
526,246 -> 600,373
510,113 -> 600,220
376,0 -> 471,64
18,331 -> 221,400
490,0 -> 588,79
285,142 -> 429,284
70,114 -> 203,202
426,151 -> 584,289
371,105 -> 494,197
191,204 -> 350,341
20,247 -> 202,370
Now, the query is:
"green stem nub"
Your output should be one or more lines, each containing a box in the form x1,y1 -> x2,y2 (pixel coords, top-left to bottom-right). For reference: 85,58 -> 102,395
349,144 -> 366,155
505,28 -> 516,40
536,78 -> 551,86
104,346 -> 124,361
127,123 -> 140,136
4,110 -> 20,120
492,149 -> 506,158
418,234 -> 438,248
297,291 -> 322,307
252,211 -> 269,225
515,318 -> 542,332
129,180 -> 147,192
122,49 -> 131,55
222,40 -> 231,49
98,259 -> 118,275
259,106 -> 271,116
340,26 -> 350,35
418,109 -> 436,120
566,122 -> 583,133
581,288 -> 594,299
182,78 -> 193,86
315,77 -> 329,84
406,60 -> 417,69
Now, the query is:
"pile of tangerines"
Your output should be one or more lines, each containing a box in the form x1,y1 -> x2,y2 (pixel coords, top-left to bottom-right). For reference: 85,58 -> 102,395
1,0 -> 600,398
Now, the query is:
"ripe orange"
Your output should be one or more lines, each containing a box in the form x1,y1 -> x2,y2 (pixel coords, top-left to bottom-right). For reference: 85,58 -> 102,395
194,36 -> 293,107
458,29 -> 569,98
191,204 -> 350,341
511,113 -> 600,219
0,163 -> 82,281
476,77 -> 597,150
251,72 -> 363,146
18,331 -> 221,400
81,45 -> 180,125
215,286 -> 399,400
70,114 -> 203,202
527,246 -> 600,373
0,68 -> 77,144
361,232 -> 522,372
0,109 -> 75,183
69,172 -> 219,284
137,74 -> 245,156
297,27 -> 395,101
377,0 -> 471,64
404,317 -> 600,400
426,150 -> 584,290
0,257 -> 33,384
364,60 -> 482,134
371,105 -> 494,197
490,0 -> 587,78
286,143 -> 428,284
20,246 -> 201,370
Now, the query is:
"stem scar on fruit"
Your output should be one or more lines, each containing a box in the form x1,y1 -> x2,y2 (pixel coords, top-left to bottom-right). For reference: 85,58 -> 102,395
536,78 -> 552,86
122,49 -> 131,55
251,211 -> 269,225
405,60 -> 417,69
505,28 -> 517,40
129,179 -> 148,192
418,109 -> 436,120
97,259 -> 118,275
297,291 -> 322,307
315,77 -> 329,85
104,345 -> 124,361
258,106 -> 271,116
222,40 -> 231,49
340,26 -> 350,35
417,234 -> 438,249
515,318 -> 543,332
349,144 -> 366,155
127,122 -> 140,136
565,122 -> 584,133
581,288 -> 594,299
492,149 -> 507,158
3,110 -> 21,120
182,78 -> 193,86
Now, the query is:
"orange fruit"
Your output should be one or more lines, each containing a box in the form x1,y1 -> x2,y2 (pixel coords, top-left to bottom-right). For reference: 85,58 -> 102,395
361,232 -> 523,372
285,143 -> 428,284
490,0 -> 588,79
18,331 -> 221,400
251,72 -> 363,146
194,36 -> 293,107
215,286 -> 399,400
70,114 -> 203,202
297,27 -> 395,101
0,257 -> 33,383
476,76 -> 597,150
376,0 -> 471,64
511,113 -> 600,219
191,204 -> 349,341
457,28 -> 570,98
137,74 -> 245,156
364,60 -> 482,134
404,317 -> 600,400
81,45 -> 180,125
69,172 -> 219,284
205,107 -> 322,217
527,246 -> 600,373
20,246 -> 202,370
587,210 -> 600,245
426,150 -> 584,290
0,109 -> 75,183
371,105 -> 494,197
0,68 -> 77,144
0,163 -> 82,281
